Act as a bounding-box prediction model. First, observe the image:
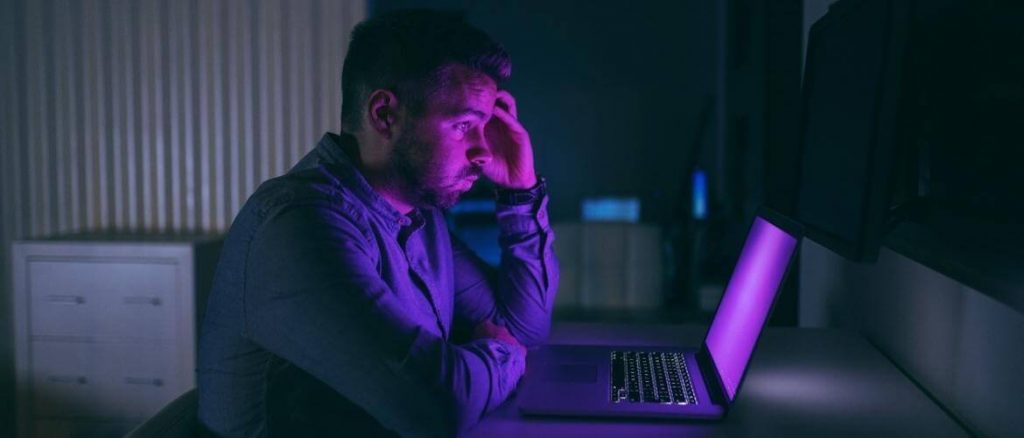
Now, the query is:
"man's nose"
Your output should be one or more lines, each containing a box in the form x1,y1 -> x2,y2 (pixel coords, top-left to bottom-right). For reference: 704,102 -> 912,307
467,130 -> 492,166
468,144 -> 492,166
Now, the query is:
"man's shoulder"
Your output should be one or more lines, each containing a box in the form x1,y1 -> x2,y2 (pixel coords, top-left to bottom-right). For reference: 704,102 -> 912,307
245,164 -> 373,233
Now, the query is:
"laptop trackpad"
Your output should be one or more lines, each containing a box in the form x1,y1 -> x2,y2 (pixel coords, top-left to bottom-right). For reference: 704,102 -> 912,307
542,363 -> 598,383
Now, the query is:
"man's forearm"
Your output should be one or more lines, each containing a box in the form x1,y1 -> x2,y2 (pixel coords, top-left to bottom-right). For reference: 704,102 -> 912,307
491,195 -> 559,347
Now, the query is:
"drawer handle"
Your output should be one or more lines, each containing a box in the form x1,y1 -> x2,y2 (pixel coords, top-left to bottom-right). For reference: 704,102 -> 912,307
124,377 -> 164,387
47,375 -> 88,384
123,296 -> 162,306
46,295 -> 86,305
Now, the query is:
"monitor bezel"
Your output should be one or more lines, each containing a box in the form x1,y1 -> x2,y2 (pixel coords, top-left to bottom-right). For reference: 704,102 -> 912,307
795,0 -> 913,262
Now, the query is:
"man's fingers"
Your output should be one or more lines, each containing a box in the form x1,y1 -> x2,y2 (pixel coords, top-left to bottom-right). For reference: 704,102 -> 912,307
490,106 -> 525,134
496,90 -> 518,119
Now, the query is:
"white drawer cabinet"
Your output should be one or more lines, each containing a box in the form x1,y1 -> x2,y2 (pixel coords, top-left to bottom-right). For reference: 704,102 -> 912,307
28,260 -> 179,340
12,234 -> 222,438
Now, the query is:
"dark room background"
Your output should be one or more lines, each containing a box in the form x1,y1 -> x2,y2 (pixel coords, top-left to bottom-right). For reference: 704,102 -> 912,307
1,1 -> 1020,437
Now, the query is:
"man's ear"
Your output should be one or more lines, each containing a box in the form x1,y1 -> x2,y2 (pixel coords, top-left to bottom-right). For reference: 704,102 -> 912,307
366,89 -> 400,139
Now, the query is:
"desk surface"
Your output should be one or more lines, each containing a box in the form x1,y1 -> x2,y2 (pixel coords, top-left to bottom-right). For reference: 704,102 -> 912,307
467,322 -> 967,438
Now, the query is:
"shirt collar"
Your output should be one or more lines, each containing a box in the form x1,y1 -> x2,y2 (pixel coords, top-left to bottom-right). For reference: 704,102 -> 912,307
312,132 -> 415,233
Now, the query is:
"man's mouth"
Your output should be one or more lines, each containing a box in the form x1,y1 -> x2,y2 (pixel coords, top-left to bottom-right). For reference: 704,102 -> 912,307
465,166 -> 483,178
446,166 -> 482,190
459,167 -> 482,183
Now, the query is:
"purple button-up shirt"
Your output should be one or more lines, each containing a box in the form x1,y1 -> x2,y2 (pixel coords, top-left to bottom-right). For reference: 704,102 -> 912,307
197,132 -> 558,437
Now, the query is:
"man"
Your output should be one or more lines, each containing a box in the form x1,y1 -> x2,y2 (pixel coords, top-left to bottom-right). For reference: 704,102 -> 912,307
197,9 -> 558,437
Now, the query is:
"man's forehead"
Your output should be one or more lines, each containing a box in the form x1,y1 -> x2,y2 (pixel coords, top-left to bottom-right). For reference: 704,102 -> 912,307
428,65 -> 497,115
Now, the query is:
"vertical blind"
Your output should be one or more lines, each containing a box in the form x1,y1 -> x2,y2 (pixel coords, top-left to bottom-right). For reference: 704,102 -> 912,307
0,0 -> 366,236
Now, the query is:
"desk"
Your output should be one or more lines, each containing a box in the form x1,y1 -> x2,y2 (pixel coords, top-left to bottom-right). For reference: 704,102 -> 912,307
467,322 -> 967,437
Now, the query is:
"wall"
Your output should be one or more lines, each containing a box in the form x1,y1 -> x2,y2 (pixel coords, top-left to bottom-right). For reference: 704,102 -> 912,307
0,0 -> 367,434
800,241 -> 1023,437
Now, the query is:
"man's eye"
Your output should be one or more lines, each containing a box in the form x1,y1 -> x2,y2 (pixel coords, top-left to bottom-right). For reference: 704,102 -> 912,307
454,122 -> 472,133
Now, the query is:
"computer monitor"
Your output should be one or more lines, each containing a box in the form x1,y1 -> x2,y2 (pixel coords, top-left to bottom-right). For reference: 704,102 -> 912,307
796,0 -> 913,262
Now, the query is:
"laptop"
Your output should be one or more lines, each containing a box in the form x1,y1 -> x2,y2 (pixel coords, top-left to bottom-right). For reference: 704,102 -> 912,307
517,207 -> 802,420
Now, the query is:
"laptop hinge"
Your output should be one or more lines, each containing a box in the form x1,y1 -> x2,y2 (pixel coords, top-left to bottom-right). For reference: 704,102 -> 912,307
696,346 -> 730,407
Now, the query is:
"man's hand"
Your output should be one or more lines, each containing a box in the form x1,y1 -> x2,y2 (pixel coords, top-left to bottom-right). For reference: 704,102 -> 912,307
473,319 -> 527,356
483,90 -> 537,190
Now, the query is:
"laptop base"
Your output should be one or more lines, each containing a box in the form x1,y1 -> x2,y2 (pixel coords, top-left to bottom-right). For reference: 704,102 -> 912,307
517,344 -> 726,420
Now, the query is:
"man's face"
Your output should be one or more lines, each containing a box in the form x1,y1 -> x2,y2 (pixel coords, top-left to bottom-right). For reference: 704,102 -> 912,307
390,65 -> 498,209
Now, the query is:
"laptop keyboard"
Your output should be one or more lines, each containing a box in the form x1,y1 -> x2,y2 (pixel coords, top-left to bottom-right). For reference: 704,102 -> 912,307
611,351 -> 697,405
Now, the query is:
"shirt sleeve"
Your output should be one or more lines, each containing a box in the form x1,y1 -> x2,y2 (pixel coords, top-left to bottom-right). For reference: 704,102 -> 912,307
452,194 -> 560,347
245,202 -> 525,437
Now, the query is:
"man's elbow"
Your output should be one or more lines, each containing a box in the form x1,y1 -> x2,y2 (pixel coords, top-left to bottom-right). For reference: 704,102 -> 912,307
514,319 -> 551,348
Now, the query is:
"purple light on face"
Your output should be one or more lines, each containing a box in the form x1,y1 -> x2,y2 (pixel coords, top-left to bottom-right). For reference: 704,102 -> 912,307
704,216 -> 798,401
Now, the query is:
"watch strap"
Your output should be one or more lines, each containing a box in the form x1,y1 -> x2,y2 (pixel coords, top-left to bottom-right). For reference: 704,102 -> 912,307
494,177 -> 547,206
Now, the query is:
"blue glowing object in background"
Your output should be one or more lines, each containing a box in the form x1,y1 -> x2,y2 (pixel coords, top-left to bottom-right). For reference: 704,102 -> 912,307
582,197 -> 641,223
447,198 -> 501,266
448,199 -> 496,215
692,168 -> 707,220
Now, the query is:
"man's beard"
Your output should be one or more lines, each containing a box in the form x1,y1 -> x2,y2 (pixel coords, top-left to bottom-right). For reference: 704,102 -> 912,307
390,130 -> 482,210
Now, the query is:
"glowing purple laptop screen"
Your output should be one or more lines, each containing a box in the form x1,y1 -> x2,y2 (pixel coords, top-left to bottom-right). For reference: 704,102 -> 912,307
704,216 -> 798,401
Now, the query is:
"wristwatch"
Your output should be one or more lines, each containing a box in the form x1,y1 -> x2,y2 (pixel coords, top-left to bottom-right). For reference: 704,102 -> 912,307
494,176 -> 547,206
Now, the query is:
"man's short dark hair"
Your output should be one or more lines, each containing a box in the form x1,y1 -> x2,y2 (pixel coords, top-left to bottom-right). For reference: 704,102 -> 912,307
340,9 -> 512,132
